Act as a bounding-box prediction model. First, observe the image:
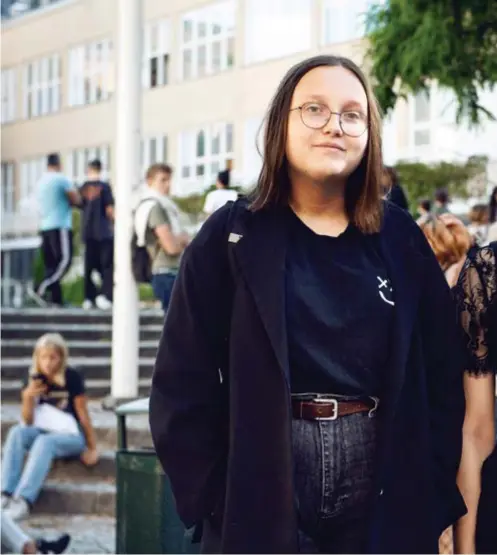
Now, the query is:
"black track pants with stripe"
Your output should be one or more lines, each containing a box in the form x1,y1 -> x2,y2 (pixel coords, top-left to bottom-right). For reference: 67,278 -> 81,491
36,228 -> 73,306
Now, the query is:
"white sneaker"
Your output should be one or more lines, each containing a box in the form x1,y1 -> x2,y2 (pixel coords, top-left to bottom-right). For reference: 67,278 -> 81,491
5,497 -> 30,520
95,295 -> 112,310
82,299 -> 93,310
1,493 -> 10,509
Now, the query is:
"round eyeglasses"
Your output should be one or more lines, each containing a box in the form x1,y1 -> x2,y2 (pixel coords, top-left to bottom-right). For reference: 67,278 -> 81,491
290,102 -> 368,138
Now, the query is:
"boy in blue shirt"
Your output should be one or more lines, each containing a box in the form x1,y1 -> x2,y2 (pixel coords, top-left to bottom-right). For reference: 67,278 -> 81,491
32,153 -> 80,307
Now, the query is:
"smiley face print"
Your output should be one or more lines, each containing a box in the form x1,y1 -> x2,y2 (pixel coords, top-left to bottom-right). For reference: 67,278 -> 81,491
377,276 -> 395,306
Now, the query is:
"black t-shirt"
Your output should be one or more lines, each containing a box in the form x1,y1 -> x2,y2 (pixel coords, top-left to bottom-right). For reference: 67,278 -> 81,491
285,208 -> 394,396
25,367 -> 85,422
79,180 -> 114,242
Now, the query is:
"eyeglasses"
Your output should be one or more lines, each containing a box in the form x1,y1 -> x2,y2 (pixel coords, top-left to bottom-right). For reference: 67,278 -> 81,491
290,102 -> 368,138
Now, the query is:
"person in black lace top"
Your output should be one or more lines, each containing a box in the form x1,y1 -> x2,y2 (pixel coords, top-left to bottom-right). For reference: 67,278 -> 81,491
453,242 -> 497,554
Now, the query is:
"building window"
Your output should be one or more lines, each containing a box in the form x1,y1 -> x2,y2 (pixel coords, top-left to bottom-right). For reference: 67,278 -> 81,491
180,1 -> 235,81
143,20 -> 170,89
245,0 -> 311,64
23,55 -> 61,119
140,136 -> 168,176
1,68 -> 16,124
412,89 -> 432,148
65,145 -> 111,186
1,161 -> 16,215
179,122 -> 233,193
322,0 -> 370,45
20,157 -> 45,212
68,39 -> 113,107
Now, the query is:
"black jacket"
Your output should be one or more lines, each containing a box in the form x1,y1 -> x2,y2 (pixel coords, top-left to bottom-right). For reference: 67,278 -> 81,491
150,200 -> 466,554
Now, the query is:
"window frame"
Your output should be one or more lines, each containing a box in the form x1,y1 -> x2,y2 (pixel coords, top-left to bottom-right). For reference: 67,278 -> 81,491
180,0 -> 235,81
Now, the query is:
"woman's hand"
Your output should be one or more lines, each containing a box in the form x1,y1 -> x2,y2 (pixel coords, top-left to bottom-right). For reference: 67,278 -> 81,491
22,378 -> 47,400
80,448 -> 99,467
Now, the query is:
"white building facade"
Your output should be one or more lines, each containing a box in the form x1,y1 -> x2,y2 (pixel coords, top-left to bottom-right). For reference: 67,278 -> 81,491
1,0 -> 496,304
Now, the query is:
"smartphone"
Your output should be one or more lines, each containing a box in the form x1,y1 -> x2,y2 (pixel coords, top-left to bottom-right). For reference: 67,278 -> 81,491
32,373 -> 49,385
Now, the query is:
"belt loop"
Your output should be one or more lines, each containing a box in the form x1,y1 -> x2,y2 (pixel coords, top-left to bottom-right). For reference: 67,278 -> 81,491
368,396 -> 379,418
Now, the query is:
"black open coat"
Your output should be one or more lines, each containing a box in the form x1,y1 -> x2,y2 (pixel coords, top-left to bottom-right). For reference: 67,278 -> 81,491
150,200 -> 466,554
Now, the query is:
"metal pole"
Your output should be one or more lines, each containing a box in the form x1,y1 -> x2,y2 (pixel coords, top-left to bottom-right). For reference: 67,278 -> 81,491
111,0 -> 142,400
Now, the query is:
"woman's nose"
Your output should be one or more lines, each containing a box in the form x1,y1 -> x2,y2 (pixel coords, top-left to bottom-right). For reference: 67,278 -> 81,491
322,113 -> 343,136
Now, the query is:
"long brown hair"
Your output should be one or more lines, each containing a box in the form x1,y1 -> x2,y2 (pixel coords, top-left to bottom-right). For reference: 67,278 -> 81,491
419,215 -> 472,271
249,55 -> 384,234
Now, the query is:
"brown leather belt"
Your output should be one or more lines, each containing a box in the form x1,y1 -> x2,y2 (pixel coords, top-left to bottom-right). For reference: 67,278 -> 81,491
292,398 -> 377,421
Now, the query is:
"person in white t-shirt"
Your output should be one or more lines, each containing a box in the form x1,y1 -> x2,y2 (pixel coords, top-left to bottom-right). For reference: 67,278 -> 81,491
203,170 -> 238,216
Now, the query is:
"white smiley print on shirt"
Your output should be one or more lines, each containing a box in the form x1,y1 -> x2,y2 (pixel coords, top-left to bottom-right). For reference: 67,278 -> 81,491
377,276 -> 395,306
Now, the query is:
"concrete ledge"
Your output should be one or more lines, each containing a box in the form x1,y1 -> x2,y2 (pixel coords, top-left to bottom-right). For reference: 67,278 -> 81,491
35,480 -> 116,517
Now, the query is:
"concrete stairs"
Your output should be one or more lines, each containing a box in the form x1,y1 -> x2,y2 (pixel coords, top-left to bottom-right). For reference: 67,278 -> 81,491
1,308 -> 161,552
1,307 -> 164,400
1,401 -> 153,524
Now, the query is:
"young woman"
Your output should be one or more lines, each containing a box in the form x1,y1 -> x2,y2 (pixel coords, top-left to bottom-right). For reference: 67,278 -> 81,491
419,214 -> 472,554
150,55 -> 466,553
453,242 -> 496,554
1,333 -> 98,520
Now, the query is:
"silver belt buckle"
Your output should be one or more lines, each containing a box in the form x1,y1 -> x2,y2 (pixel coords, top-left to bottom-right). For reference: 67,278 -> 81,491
312,397 -> 338,421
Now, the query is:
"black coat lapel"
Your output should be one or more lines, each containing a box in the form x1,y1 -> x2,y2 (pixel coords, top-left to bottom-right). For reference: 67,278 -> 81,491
231,207 -> 290,382
379,211 -> 423,415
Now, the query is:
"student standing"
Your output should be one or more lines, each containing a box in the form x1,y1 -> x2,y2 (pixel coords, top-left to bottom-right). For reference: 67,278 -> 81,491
79,159 -> 115,310
32,153 -> 80,307
149,55 -> 466,553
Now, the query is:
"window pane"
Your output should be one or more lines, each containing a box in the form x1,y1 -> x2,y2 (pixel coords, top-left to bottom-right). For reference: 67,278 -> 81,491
227,37 -> 235,68
160,54 -> 169,86
183,49 -> 192,80
212,41 -> 222,73
198,45 -> 207,77
150,138 -> 157,163
196,131 -> 205,157
183,19 -> 193,42
226,123 -> 234,152
162,135 -> 168,162
198,21 -> 207,38
150,57 -> 158,87
414,129 -> 430,146
211,161 -> 220,176
196,164 -> 205,177
182,166 -> 190,178
212,129 -> 221,155
414,90 -> 431,122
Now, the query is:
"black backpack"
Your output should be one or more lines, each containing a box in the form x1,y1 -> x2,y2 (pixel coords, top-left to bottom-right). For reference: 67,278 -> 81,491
131,199 -> 156,284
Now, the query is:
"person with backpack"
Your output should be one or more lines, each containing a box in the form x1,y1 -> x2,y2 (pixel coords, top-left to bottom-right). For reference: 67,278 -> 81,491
133,164 -> 189,311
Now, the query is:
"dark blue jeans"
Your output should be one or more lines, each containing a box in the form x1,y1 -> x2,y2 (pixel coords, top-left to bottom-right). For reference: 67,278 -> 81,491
151,272 -> 176,311
293,408 -> 378,554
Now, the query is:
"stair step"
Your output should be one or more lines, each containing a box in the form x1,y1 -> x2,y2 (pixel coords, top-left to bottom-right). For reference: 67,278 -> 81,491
1,339 -> 159,358
1,323 -> 163,341
35,480 -> 115,516
49,450 -> 116,481
1,357 -> 156,380
1,378 -> 153,401
1,307 -> 163,326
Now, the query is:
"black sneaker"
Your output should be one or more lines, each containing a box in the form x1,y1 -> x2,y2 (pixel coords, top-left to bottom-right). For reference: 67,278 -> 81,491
36,534 -> 71,554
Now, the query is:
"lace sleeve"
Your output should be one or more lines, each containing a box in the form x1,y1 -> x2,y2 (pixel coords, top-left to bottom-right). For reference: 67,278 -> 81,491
453,245 -> 497,375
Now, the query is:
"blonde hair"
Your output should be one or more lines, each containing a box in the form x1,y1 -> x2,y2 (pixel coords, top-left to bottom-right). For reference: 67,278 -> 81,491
30,333 -> 68,387
419,214 -> 472,271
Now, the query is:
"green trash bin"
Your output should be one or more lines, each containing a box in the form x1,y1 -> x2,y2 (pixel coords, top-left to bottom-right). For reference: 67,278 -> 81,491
115,398 -> 200,554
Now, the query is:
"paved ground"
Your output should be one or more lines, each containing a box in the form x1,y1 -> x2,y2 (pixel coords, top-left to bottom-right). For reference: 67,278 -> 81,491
24,515 -> 115,554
